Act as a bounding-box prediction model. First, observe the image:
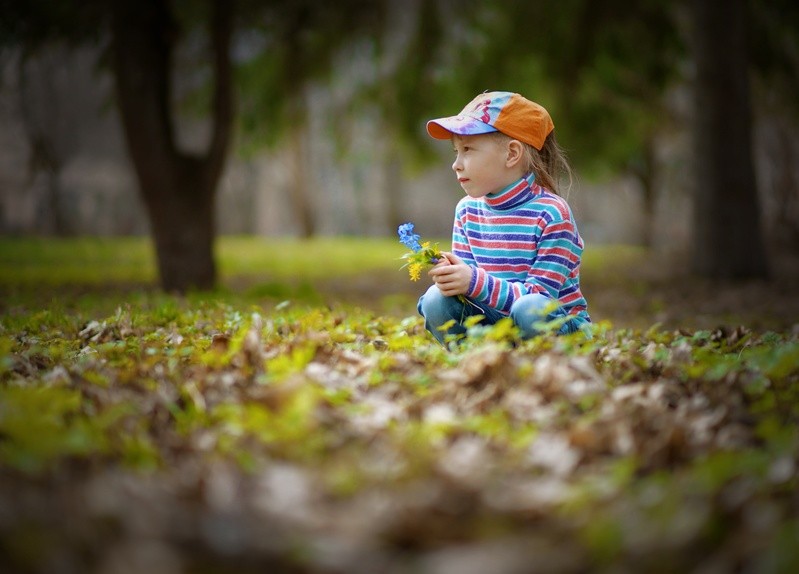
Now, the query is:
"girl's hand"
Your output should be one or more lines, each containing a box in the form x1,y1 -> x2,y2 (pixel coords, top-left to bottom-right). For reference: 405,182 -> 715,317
429,252 -> 472,296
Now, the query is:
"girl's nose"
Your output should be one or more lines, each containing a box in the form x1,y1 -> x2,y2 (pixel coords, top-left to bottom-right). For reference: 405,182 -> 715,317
451,156 -> 461,172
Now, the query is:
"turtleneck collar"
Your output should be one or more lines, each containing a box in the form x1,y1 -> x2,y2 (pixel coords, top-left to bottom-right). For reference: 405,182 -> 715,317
483,172 -> 538,210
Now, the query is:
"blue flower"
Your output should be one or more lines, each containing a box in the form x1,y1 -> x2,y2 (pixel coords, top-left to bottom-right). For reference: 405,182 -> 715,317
398,222 -> 422,252
398,222 -> 443,281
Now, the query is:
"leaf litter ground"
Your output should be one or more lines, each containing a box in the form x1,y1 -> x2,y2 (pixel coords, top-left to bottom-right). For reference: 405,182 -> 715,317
1,239 -> 798,573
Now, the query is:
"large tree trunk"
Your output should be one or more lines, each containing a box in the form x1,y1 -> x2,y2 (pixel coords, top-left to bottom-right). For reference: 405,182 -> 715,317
691,0 -> 769,279
111,0 -> 232,292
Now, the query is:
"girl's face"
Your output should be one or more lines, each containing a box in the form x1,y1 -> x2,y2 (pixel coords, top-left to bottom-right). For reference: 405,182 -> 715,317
451,134 -> 523,198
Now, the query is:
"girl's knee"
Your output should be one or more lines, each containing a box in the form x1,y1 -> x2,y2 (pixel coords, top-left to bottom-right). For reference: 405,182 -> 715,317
510,293 -> 555,321
418,285 -> 468,347
418,284 -> 445,316
418,285 -> 465,322
510,294 -> 562,338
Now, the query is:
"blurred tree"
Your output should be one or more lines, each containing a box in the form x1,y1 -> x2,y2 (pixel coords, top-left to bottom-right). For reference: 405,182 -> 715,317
370,0 -> 452,231
691,0 -> 768,279
348,0 -> 682,245
368,0 -> 779,278
326,0 -> 480,232
234,1 -> 387,238
1,0 -> 385,291
0,0 -> 228,290
749,0 -> 799,254
2,0 -> 794,287
17,47 -> 95,236
110,0 -> 232,291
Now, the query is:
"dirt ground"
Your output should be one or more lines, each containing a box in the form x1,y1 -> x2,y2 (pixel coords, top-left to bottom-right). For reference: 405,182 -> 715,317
582,249 -> 799,332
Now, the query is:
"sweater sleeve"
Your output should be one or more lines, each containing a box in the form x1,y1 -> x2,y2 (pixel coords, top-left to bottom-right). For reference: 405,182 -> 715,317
466,210 -> 583,314
451,203 -> 477,267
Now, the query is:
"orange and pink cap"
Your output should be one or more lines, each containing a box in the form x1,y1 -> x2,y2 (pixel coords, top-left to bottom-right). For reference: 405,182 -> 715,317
426,91 -> 554,151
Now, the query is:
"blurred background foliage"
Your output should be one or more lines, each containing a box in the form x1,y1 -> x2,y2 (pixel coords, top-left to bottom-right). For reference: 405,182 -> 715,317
0,0 -> 798,290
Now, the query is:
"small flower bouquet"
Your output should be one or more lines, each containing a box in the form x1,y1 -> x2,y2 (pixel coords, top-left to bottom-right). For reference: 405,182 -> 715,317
398,222 -> 443,281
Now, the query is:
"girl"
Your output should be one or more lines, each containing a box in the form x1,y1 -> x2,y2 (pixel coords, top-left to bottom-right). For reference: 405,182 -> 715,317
418,91 -> 591,346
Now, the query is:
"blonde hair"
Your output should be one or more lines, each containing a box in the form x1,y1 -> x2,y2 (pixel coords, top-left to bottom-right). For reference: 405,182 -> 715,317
489,131 -> 573,196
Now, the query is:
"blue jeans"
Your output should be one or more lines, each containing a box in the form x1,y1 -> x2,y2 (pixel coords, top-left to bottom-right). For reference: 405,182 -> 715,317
417,285 -> 585,346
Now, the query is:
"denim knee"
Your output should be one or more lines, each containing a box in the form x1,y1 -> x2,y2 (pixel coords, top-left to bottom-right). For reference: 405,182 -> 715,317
418,284 -> 445,318
510,293 -> 562,338
418,285 -> 468,345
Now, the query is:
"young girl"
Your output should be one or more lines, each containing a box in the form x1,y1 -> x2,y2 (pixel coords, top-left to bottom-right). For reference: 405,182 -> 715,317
418,91 -> 591,346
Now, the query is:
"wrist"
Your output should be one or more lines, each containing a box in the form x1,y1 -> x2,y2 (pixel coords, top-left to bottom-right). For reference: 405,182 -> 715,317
466,266 -> 479,296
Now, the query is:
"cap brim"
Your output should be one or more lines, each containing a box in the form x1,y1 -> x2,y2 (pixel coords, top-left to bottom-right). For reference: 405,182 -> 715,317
426,117 -> 498,140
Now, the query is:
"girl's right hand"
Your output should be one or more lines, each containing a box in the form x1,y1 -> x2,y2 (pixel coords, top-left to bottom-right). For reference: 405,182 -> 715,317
429,252 -> 471,296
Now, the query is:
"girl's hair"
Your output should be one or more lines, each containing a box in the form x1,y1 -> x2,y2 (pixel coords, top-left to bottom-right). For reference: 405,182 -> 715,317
489,131 -> 573,196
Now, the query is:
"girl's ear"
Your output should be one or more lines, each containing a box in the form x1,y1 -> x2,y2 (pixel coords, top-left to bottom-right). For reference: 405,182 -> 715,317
506,139 -> 524,168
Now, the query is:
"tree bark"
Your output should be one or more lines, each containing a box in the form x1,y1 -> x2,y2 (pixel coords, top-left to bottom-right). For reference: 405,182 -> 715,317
287,123 -> 316,238
691,0 -> 769,279
111,0 -> 233,292
630,137 -> 657,248
383,154 -> 404,234
18,53 -> 71,236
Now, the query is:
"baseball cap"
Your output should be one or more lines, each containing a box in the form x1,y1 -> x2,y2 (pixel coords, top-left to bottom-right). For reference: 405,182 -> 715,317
426,91 -> 554,150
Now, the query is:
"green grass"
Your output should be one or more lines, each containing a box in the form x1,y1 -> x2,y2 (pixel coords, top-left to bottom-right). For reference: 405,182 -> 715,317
0,236 -> 156,284
0,235 -> 424,285
0,235 -> 644,285
0,236 -> 650,323
6,235 -> 792,332
218,236 -> 415,279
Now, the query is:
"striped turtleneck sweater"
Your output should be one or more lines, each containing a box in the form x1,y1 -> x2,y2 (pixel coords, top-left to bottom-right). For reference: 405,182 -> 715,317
452,172 -> 590,323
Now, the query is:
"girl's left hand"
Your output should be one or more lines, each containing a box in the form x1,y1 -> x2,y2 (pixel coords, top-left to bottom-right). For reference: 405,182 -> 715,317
429,252 -> 472,296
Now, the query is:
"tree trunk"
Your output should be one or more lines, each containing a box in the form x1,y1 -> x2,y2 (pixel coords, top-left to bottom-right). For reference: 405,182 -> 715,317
630,137 -> 657,248
44,166 -> 69,236
287,125 -> 316,238
143,156 -> 217,291
772,123 -> 799,251
18,54 -> 71,236
384,154 -> 404,234
691,0 -> 769,279
111,0 -> 233,292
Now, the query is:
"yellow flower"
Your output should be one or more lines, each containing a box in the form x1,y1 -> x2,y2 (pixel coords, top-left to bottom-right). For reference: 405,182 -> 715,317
398,223 -> 442,282
409,262 -> 423,281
